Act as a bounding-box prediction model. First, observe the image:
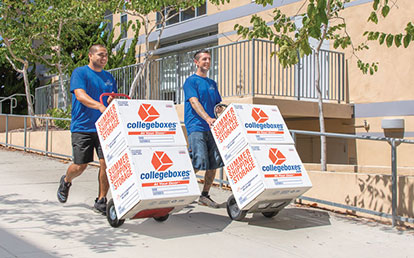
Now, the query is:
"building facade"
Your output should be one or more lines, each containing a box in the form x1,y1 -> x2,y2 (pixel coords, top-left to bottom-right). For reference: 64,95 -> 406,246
105,0 -> 414,169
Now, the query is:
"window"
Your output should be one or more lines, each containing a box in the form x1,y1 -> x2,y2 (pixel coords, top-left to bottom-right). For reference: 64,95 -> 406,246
120,14 -> 128,39
103,13 -> 113,34
182,7 -> 195,21
157,3 -> 207,28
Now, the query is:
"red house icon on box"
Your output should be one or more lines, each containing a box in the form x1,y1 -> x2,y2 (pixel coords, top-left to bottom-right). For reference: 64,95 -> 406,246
138,104 -> 160,122
252,107 -> 269,123
269,148 -> 286,165
151,151 -> 173,171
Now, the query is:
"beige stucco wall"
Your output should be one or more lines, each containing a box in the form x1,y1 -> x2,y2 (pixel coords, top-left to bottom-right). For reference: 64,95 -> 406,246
341,1 -> 414,103
304,171 -> 414,225
0,116 -> 30,133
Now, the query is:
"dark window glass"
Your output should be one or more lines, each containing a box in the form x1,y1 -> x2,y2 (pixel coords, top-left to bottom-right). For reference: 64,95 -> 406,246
166,8 -> 179,26
197,3 -> 206,16
121,14 -> 127,39
182,7 -> 195,21
104,15 -> 113,33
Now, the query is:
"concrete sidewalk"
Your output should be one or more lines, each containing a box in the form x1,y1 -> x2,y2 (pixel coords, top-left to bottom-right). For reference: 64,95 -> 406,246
0,146 -> 413,258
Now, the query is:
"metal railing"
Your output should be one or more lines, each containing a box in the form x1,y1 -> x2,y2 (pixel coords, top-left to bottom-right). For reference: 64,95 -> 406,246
1,113 -> 412,227
34,39 -> 346,113
0,114 -> 72,160
0,94 -> 34,114
35,80 -> 70,114
290,129 -> 414,227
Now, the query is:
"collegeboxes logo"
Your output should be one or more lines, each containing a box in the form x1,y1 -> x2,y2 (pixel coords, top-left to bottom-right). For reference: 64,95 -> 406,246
151,151 -> 173,171
138,104 -> 160,122
262,148 -> 302,173
252,107 -> 269,123
244,107 -> 284,131
127,104 -> 177,130
268,148 -> 286,165
140,151 -> 190,181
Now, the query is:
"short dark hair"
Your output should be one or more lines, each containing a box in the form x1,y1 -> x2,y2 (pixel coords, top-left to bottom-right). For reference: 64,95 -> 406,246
193,49 -> 210,61
89,44 -> 107,54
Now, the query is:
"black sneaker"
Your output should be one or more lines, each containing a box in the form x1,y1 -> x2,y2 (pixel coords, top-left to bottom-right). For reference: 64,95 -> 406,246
94,197 -> 107,215
57,175 -> 71,203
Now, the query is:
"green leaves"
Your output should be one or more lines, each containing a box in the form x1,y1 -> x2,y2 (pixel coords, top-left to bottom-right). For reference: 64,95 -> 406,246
357,60 -> 379,75
381,5 -> 390,18
403,34 -> 412,48
368,11 -> 378,24
365,22 -> 414,49
385,34 -> 394,47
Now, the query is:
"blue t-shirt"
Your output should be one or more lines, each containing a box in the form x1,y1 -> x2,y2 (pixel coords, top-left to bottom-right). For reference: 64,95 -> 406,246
70,65 -> 117,132
184,74 -> 222,134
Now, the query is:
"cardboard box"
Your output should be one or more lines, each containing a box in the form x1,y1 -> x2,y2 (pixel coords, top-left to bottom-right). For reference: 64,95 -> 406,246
211,103 -> 294,164
224,144 -> 312,210
96,99 -> 187,167
108,146 -> 200,219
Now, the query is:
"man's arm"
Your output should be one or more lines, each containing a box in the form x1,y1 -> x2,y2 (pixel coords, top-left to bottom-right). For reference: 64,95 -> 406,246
74,89 -> 106,113
189,97 -> 216,127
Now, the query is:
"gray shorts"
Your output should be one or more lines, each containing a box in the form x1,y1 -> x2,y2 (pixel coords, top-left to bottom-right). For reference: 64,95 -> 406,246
188,131 -> 223,171
71,132 -> 104,164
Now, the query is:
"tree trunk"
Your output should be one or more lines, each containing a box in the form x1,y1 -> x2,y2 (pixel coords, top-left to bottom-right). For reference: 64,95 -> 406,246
22,63 -> 37,130
314,48 -> 326,171
57,63 -> 68,110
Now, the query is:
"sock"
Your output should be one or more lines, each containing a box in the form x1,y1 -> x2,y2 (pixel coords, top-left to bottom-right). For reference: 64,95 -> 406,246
201,191 -> 209,197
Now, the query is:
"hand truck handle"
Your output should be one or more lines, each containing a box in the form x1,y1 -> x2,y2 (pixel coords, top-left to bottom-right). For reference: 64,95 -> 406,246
99,93 -> 131,104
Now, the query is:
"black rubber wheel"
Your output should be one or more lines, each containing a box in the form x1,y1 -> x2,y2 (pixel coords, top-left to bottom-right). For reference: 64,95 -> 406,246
106,199 -> 125,228
261,211 -> 279,218
153,214 -> 169,222
226,194 -> 247,221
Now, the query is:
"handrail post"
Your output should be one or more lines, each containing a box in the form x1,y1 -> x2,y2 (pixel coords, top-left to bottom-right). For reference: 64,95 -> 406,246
24,117 -> 27,152
296,51 -> 301,100
45,119 -> 49,156
291,131 -> 297,147
391,138 -> 398,227
5,114 -> 9,147
251,39 -> 255,97
219,167 -> 224,188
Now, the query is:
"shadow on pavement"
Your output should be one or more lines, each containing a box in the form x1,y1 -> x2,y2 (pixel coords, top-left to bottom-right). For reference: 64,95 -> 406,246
247,207 -> 331,230
0,227 -> 58,258
0,194 -> 232,253
122,211 -> 232,239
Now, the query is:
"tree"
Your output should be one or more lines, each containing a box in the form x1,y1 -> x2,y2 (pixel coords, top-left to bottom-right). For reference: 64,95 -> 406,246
234,0 -> 384,170
0,0 -> 40,128
109,0 -> 228,99
29,0 -> 109,110
0,48 -> 39,115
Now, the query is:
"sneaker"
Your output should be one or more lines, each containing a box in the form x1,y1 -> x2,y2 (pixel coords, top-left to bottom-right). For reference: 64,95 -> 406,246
57,175 -> 71,203
94,197 -> 107,215
198,195 -> 220,209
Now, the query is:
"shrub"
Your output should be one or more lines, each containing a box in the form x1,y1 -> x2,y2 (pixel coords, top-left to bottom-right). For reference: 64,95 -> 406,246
47,107 -> 71,130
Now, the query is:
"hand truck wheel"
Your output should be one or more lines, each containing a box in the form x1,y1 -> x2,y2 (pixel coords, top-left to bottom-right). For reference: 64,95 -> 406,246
226,194 -> 247,221
153,214 -> 169,222
261,211 -> 279,218
106,198 -> 125,228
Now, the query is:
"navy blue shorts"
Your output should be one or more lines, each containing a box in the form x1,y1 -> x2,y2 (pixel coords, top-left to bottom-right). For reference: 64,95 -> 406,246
71,132 -> 104,164
188,131 -> 223,170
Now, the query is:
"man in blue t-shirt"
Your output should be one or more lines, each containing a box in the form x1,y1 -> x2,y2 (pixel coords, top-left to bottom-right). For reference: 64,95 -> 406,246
57,44 -> 117,214
184,49 -> 224,208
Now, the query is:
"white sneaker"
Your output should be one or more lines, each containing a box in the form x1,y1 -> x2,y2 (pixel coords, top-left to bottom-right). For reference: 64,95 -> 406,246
198,195 -> 220,208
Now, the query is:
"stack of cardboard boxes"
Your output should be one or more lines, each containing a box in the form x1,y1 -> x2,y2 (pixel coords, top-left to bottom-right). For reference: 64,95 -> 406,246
211,104 -> 312,211
96,100 -> 200,220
